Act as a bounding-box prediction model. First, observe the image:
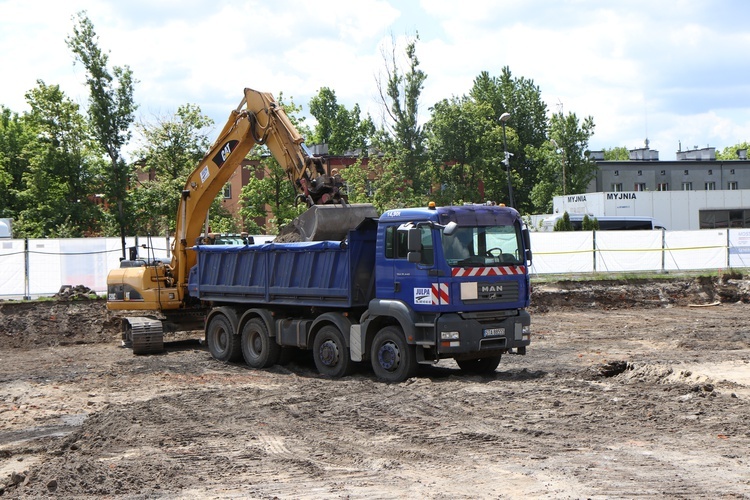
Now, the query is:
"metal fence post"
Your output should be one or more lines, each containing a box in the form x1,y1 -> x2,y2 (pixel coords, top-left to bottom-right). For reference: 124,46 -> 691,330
661,228 -> 666,274
24,238 -> 30,300
727,229 -> 731,269
592,230 -> 597,272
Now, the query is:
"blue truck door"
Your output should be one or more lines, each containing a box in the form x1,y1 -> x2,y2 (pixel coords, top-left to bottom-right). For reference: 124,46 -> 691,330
378,224 -> 440,309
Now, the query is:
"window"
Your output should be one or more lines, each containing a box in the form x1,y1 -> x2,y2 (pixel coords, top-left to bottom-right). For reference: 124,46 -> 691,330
614,170 -> 619,176
728,181 -> 739,190
731,169 -> 736,175
684,170 -> 689,175
637,170 -> 643,176
385,226 -> 407,259
634,183 -> 646,191
223,184 -> 232,199
385,225 -> 433,265
705,182 -> 716,191
700,209 -> 750,229
660,170 -> 666,175
708,169 -> 713,175
657,183 -> 669,191
682,182 -> 692,191
365,180 -> 375,197
611,183 -> 623,192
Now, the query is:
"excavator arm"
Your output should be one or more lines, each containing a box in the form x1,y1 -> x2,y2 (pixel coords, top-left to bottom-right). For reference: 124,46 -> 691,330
173,88 -> 319,295
107,87 -> 375,323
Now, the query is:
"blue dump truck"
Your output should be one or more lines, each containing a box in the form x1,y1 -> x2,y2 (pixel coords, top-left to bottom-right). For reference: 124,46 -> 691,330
186,203 -> 532,382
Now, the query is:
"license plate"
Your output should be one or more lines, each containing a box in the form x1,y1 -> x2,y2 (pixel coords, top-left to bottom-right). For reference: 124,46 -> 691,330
483,327 -> 505,337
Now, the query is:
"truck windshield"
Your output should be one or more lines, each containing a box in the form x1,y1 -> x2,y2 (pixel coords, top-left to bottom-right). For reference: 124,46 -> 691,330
442,225 -> 522,267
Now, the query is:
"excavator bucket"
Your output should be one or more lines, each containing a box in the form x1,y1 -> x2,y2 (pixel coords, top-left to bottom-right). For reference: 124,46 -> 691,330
277,204 -> 378,242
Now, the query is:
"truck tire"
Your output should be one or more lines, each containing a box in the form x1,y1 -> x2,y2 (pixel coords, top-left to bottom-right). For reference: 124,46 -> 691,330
313,325 -> 354,378
370,326 -> 417,383
241,318 -> 281,369
206,313 -> 242,362
456,355 -> 502,374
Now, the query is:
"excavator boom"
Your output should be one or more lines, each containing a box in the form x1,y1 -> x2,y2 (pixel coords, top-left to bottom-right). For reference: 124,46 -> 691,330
107,87 -> 375,318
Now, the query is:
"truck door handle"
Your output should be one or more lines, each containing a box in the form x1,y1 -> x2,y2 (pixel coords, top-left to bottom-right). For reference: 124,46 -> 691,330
394,282 -> 401,292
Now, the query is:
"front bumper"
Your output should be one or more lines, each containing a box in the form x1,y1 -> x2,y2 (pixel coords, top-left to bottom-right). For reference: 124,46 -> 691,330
435,310 -> 530,355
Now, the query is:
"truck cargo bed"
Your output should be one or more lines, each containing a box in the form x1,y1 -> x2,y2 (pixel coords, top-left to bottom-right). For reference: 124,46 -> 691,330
187,225 -> 376,308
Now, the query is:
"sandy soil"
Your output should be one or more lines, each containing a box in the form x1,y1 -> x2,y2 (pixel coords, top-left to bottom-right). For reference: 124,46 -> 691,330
1,276 -> 749,498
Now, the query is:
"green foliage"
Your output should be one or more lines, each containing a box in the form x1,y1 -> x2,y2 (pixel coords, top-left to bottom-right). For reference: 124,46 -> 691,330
581,214 -> 599,231
470,68 -> 549,212
14,81 -> 104,237
339,159 -> 372,204
376,35 -> 430,199
553,212 -> 573,231
0,106 -> 33,218
67,11 -> 137,250
129,104 -> 213,235
716,142 -> 750,160
309,87 -> 375,155
549,111 -> 597,197
425,96 -> 487,204
602,146 -> 629,160
240,159 -> 303,234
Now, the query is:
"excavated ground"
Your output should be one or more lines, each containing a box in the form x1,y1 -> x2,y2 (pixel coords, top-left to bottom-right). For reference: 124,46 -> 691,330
1,274 -> 750,498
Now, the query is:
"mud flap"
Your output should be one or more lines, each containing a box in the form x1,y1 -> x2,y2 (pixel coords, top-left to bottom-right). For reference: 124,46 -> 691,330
123,317 -> 164,355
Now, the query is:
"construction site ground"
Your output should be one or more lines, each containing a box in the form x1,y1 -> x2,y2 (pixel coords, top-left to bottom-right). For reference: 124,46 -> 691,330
1,274 -> 750,498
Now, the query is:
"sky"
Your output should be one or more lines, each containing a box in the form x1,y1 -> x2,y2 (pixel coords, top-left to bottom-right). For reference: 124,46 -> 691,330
2,0 -> 750,160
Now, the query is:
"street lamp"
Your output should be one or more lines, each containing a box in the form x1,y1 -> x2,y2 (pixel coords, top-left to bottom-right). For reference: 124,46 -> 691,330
499,112 -> 515,208
550,138 -> 566,196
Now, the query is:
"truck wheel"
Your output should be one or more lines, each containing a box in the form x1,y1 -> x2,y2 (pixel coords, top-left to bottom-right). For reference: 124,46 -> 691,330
313,325 -> 354,378
241,318 -> 280,368
456,355 -> 502,374
206,313 -> 241,362
370,326 -> 417,383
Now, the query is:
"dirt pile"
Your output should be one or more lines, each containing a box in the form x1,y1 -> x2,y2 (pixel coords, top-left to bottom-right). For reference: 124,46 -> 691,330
0,299 -> 121,349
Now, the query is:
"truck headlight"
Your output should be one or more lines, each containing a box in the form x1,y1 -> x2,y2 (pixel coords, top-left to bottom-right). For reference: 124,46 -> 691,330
522,325 -> 530,341
440,331 -> 460,340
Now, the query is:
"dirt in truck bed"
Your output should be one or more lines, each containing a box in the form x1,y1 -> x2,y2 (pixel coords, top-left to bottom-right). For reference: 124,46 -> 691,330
1,274 -> 750,498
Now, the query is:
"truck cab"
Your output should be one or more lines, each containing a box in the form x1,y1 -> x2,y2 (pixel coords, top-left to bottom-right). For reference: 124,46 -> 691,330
360,203 -> 532,380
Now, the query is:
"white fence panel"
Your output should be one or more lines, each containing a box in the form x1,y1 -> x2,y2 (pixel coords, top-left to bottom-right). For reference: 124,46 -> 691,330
0,239 -> 26,296
529,232 -> 594,274
729,229 -> 750,268
595,231 -> 664,273
664,230 -> 727,271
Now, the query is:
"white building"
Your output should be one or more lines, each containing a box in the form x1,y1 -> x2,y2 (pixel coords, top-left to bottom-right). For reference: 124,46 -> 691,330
552,190 -> 750,230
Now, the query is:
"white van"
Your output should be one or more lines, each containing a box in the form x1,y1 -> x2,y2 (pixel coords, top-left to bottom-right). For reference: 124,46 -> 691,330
541,214 -> 666,232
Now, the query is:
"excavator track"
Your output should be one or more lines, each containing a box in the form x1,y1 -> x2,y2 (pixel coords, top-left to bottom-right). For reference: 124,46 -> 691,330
122,317 -> 164,355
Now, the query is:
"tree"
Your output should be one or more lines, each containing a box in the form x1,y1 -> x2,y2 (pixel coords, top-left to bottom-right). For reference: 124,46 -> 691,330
425,96 -> 489,205
553,212 -> 573,231
309,87 -> 375,155
602,146 -> 629,160
375,35 -> 429,203
15,81 -> 103,237
581,214 -> 599,231
130,104 -> 213,235
548,111 -> 597,197
240,158 -> 303,234
67,11 -> 137,257
470,68 -> 549,212
0,106 -> 33,218
716,142 -> 750,160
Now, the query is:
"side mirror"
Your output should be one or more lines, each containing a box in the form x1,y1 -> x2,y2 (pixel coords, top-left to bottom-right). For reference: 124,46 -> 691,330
522,227 -> 532,264
407,228 -> 422,252
443,221 -> 458,236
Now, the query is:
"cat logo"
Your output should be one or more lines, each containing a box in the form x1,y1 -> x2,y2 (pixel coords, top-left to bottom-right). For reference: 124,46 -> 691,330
212,140 -> 239,168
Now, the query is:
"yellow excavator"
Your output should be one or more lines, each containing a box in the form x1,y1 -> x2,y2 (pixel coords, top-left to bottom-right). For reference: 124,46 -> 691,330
107,88 -> 376,352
